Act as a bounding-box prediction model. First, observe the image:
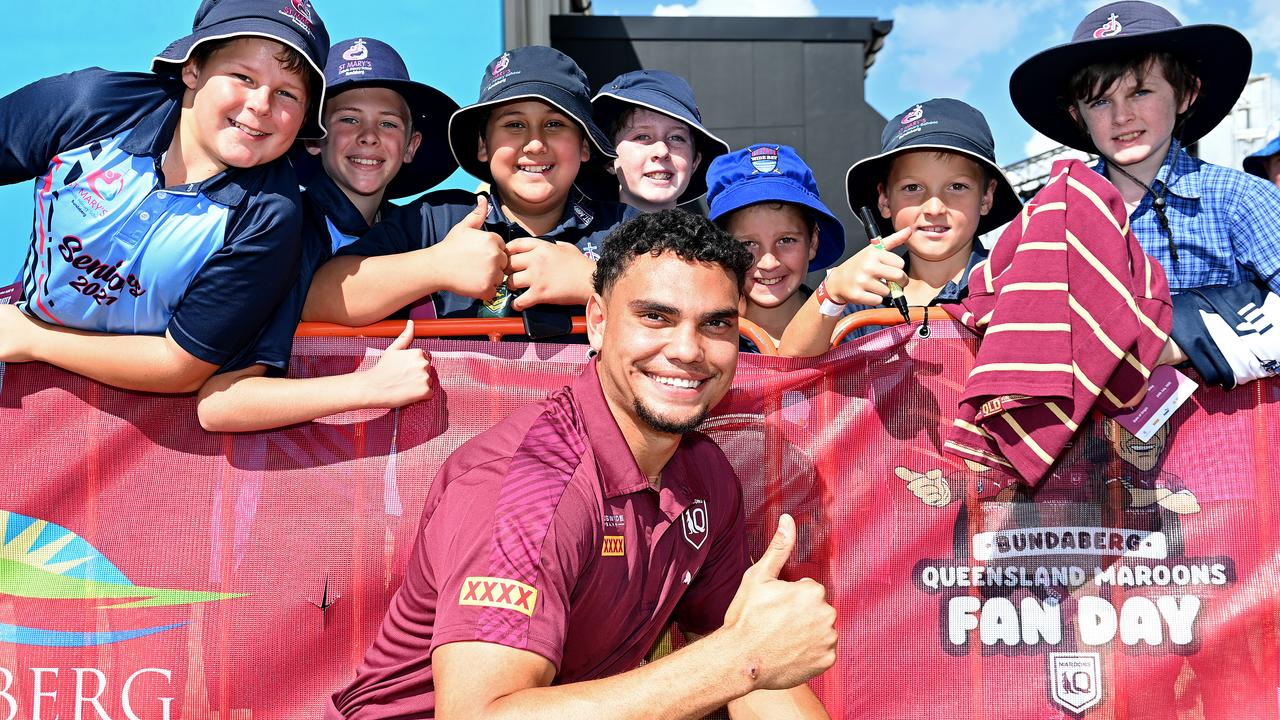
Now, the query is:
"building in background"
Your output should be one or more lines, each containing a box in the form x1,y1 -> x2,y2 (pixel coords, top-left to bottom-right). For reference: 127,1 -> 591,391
1197,73 -> 1280,170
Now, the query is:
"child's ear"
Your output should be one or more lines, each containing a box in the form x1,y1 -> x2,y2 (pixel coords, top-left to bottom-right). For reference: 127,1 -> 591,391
980,178 -> 996,216
1179,77 -> 1201,115
807,225 -> 819,262
690,151 -> 702,174
180,60 -> 202,92
303,139 -> 324,157
580,137 -> 591,164
1067,104 -> 1087,136
477,134 -> 490,164
403,130 -> 423,164
877,183 -> 891,219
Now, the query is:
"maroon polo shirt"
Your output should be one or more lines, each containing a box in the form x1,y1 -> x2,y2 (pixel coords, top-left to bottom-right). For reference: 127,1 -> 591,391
328,360 -> 750,719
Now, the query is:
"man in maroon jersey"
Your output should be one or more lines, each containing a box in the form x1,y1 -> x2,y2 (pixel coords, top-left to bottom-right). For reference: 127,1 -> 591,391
327,209 -> 836,719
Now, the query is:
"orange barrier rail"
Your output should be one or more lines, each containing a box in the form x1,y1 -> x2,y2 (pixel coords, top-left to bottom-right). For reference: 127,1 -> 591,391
296,316 -> 781,355
831,306 -> 939,345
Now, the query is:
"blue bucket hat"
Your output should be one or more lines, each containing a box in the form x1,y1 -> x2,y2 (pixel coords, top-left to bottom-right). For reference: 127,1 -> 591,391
152,0 -> 331,140
707,144 -> 845,272
585,70 -> 731,205
845,98 -> 1022,237
291,37 -> 460,198
1010,0 -> 1251,153
1244,133 -> 1280,180
447,46 -> 614,185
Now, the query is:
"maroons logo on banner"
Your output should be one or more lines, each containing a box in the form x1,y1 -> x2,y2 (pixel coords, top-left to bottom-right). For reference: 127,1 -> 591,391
0,510 -> 244,647
903,414 -> 1239,712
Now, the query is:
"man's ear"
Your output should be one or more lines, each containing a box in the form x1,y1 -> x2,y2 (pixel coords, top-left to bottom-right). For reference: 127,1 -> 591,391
403,130 -> 423,163
585,292 -> 606,351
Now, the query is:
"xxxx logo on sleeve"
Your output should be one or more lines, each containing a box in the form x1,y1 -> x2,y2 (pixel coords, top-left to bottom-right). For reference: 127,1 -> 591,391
459,576 -> 538,617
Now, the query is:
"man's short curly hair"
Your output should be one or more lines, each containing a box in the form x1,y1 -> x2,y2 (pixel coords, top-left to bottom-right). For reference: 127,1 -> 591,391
593,209 -> 752,296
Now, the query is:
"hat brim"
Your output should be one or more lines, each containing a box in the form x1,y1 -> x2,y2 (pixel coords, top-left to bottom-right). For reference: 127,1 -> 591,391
447,86 -> 614,187
1009,24 -> 1251,153
708,176 -> 846,271
581,92 -> 732,205
152,23 -> 328,140
845,141 -> 1023,237
1243,136 -> 1280,179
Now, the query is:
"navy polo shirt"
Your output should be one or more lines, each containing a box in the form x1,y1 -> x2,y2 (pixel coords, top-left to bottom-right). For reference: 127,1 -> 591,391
225,171 -> 387,374
339,187 -> 636,319
0,68 -> 304,368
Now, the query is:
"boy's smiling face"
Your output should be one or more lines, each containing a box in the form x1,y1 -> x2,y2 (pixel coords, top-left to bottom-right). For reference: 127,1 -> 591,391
878,150 -> 994,264
724,202 -> 816,311
610,108 -> 700,212
181,37 -> 311,175
1070,59 -> 1195,178
478,99 -> 590,218
312,86 -> 421,203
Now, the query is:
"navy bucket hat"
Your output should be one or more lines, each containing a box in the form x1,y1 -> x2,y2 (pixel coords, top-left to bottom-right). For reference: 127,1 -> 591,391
586,70 -> 731,204
291,37 -> 460,198
707,144 -> 845,272
845,98 -> 1022,237
152,0 -> 331,140
447,46 -> 614,185
1009,0 -> 1251,153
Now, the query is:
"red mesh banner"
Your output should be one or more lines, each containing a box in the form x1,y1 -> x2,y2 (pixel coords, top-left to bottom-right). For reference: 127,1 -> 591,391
1,322 -> 1277,719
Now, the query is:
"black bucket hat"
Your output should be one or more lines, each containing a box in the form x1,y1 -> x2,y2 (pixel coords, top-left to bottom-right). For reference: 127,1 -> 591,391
447,46 -> 614,184
152,0 -> 331,140
845,98 -> 1022,237
291,37 -> 460,198
585,70 -> 731,205
1009,0 -> 1251,153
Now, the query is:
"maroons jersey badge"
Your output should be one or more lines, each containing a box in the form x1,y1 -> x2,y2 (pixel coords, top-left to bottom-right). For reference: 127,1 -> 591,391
681,499 -> 709,550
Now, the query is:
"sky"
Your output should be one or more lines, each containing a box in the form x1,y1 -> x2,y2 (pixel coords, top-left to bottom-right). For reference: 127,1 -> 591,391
1,0 -> 1275,278
601,0 -> 1280,162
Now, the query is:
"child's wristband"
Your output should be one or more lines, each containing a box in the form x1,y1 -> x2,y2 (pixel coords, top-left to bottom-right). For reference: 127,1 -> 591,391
816,278 -> 846,317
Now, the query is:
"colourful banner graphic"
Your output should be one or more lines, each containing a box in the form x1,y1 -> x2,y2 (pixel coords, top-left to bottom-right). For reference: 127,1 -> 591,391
1,323 -> 1276,719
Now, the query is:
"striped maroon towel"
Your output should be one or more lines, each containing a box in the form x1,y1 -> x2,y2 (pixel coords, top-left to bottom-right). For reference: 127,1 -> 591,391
940,159 -> 1173,484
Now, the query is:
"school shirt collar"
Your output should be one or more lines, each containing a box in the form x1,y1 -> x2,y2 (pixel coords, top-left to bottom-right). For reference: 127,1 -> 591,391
1090,139 -> 1202,202
485,188 -> 598,238
304,171 -> 383,237
119,80 -> 247,207
898,242 -> 989,304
